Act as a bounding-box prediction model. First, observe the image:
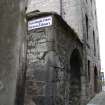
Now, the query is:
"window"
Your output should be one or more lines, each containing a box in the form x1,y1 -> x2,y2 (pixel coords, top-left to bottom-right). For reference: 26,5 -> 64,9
88,60 -> 90,82
93,31 -> 96,56
85,15 -> 88,39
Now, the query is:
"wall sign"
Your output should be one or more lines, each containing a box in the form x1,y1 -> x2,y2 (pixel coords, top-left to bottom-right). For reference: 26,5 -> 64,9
28,16 -> 52,30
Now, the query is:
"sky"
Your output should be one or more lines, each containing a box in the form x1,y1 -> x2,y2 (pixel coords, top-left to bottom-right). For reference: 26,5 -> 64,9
96,0 -> 105,72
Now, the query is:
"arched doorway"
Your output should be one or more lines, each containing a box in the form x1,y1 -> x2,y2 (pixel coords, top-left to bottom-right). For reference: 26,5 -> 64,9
94,67 -> 98,93
69,49 -> 82,105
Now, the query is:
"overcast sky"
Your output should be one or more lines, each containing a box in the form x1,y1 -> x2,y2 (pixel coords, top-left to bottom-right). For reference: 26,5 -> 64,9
96,0 -> 105,72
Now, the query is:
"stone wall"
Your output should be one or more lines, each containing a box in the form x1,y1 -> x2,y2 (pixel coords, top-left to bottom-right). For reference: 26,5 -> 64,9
0,0 -> 26,105
81,0 -> 101,98
0,0 -> 101,105
23,13 -> 85,105
26,1 -> 101,97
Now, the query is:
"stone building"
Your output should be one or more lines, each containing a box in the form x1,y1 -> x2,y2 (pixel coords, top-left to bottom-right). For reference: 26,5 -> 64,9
0,0 -> 101,105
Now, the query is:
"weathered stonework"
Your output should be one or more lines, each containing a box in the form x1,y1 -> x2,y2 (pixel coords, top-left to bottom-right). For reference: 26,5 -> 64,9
0,0 -> 26,105
0,0 -> 101,105
21,13 -> 84,105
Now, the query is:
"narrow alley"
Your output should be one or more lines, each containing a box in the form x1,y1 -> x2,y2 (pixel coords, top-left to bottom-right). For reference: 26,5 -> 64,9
87,86 -> 105,105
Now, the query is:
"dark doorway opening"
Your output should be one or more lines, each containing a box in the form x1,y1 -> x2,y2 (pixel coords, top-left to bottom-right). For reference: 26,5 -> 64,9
94,67 -> 98,93
69,49 -> 82,105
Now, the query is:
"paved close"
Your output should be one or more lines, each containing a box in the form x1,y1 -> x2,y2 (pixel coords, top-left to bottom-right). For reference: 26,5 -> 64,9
87,92 -> 105,105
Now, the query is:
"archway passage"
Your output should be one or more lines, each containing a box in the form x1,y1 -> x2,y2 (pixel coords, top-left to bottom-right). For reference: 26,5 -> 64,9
94,67 -> 98,93
69,49 -> 82,105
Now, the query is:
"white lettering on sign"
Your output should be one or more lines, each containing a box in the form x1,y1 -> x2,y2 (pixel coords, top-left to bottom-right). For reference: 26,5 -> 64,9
28,16 -> 52,30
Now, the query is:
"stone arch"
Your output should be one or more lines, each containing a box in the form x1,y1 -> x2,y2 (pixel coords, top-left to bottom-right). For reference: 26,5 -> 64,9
94,66 -> 98,93
69,48 -> 82,105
